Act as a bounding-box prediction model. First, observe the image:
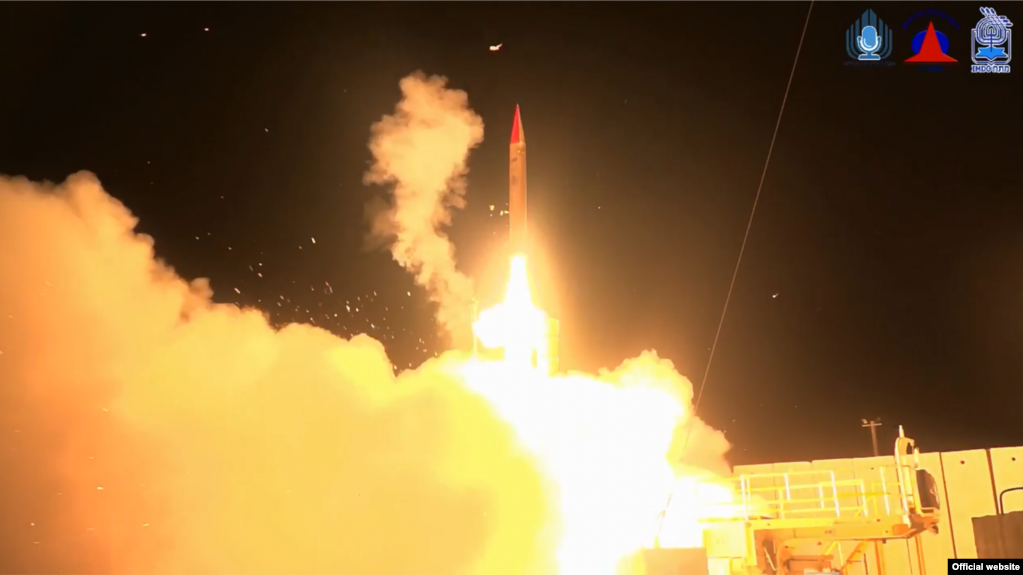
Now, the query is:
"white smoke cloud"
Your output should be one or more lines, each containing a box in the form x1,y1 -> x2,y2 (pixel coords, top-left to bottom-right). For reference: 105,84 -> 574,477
0,172 -> 558,575
364,72 -> 484,347
0,72 -> 733,575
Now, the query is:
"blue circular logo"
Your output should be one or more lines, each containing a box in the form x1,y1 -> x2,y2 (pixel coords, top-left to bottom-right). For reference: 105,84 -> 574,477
911,29 -> 950,54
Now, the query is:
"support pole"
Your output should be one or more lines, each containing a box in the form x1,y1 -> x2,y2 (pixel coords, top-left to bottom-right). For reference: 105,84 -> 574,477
862,419 -> 882,457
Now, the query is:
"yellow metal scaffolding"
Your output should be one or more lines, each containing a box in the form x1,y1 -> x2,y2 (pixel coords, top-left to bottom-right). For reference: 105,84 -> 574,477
694,427 -> 940,574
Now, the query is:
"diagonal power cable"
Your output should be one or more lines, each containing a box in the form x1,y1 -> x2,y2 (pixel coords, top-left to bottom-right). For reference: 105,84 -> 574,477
655,0 -> 815,543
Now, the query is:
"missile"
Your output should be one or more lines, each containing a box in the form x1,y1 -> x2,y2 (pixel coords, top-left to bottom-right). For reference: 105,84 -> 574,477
509,105 -> 527,255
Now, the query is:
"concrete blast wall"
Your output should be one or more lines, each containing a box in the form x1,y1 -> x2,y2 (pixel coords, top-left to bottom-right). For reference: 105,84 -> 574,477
733,446 -> 1023,575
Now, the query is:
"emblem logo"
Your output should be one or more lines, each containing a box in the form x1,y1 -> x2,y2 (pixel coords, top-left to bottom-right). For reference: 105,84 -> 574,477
971,7 -> 1012,73
902,9 -> 960,68
846,9 -> 894,63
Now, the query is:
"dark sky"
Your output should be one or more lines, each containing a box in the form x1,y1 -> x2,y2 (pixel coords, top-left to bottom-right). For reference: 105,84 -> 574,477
1,2 -> 1020,466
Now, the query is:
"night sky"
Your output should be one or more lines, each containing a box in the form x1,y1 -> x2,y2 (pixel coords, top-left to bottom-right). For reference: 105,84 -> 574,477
2,2 -> 1021,467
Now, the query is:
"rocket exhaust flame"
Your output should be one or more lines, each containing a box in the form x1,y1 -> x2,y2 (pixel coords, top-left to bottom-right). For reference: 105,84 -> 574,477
473,255 -> 548,371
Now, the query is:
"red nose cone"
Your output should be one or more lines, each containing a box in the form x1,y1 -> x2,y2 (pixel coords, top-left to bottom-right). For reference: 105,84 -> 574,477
510,105 -> 523,144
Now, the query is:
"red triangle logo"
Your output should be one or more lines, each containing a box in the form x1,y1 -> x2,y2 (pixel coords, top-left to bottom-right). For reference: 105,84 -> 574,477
905,22 -> 957,63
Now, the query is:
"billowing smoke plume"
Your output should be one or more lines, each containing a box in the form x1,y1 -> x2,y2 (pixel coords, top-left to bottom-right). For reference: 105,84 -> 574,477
0,173 -> 558,574
0,75 -> 733,575
596,352 -> 732,479
364,72 -> 484,347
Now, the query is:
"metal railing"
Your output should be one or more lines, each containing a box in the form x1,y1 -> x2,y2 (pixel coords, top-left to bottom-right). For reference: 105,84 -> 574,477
694,465 -> 923,523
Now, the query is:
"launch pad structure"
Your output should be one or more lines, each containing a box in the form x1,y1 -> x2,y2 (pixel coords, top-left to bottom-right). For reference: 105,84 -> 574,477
696,426 -> 938,575
638,427 -> 1023,575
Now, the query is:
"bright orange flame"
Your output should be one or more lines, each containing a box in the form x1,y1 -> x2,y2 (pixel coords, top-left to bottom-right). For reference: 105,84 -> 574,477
657,476 -> 743,548
473,254 -> 548,370
466,255 -> 741,574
